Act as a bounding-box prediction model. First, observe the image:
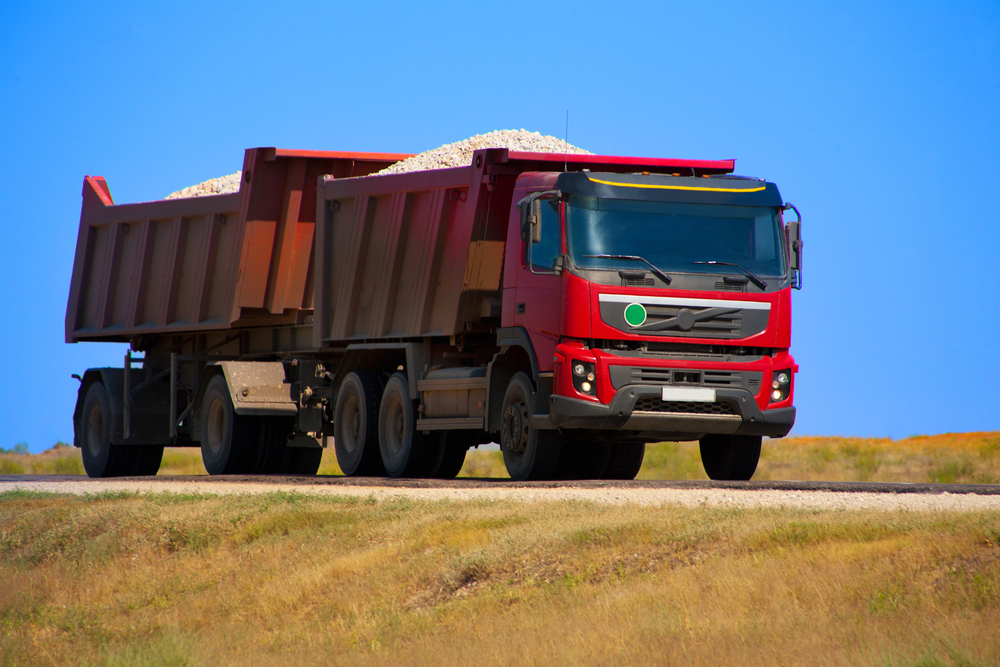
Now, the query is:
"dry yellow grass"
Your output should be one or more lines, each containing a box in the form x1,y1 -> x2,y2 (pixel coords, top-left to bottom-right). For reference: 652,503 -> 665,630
4,432 -> 999,484
0,490 -> 997,666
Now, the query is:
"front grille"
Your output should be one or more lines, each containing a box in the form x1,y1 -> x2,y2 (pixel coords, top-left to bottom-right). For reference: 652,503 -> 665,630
630,368 -> 742,387
610,366 -> 764,392
702,370 -> 743,387
714,281 -> 745,292
633,397 -> 738,415
641,304 -> 742,336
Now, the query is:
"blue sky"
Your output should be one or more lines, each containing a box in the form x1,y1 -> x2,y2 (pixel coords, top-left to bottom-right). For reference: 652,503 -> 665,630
1,1 -> 997,452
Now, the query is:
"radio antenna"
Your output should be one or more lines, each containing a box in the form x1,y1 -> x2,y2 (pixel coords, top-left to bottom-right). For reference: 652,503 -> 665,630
564,110 -> 569,172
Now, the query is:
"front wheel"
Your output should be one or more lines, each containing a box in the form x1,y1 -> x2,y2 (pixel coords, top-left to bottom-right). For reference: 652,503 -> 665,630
602,442 -> 645,480
499,373 -> 560,481
699,434 -> 761,481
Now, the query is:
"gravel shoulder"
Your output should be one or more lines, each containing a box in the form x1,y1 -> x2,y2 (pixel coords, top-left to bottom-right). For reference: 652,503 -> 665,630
3,476 -> 1000,512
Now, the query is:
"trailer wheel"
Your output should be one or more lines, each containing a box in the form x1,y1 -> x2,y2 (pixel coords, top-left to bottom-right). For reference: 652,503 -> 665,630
426,432 -> 470,479
378,372 -> 428,478
128,447 -> 165,476
81,382 -> 130,478
699,434 -> 761,481
254,416 -> 292,474
201,375 -> 257,475
557,440 -> 613,480
283,447 -> 323,476
500,373 -> 560,481
334,371 -> 385,476
602,442 -> 645,480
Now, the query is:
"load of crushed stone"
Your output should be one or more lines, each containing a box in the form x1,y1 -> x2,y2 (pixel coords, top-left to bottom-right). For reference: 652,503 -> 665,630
165,130 -> 590,197
374,129 -> 591,176
165,172 -> 241,199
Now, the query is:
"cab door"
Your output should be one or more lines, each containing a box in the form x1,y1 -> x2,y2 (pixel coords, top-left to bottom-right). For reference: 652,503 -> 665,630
512,192 -> 562,372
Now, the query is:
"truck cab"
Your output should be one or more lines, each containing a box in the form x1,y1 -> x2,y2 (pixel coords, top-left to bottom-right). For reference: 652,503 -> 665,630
501,169 -> 802,480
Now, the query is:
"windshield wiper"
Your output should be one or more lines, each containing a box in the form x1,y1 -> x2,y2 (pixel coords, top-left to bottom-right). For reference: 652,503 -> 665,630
582,255 -> 671,285
692,261 -> 767,290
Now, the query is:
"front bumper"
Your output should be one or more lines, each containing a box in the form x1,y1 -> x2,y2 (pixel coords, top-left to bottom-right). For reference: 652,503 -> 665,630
535,385 -> 795,439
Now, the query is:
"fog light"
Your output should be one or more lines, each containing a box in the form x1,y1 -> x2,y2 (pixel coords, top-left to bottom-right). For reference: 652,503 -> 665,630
771,389 -> 783,401
581,381 -> 592,393
574,363 -> 586,376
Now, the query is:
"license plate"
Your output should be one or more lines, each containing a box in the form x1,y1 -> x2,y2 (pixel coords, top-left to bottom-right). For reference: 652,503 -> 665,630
661,387 -> 717,403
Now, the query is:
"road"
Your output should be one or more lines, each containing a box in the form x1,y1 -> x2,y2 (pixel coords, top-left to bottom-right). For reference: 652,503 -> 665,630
3,475 -> 1000,512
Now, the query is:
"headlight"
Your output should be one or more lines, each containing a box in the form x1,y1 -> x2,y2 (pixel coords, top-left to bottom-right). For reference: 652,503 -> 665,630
770,369 -> 792,403
572,361 -> 596,396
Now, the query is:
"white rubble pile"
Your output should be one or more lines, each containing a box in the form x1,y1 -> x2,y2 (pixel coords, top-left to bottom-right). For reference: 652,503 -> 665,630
374,129 -> 591,176
165,172 -> 242,199
164,130 -> 590,197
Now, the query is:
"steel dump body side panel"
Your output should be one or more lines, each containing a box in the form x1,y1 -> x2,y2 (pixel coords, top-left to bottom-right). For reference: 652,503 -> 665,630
66,149 -> 411,344
316,166 -> 481,343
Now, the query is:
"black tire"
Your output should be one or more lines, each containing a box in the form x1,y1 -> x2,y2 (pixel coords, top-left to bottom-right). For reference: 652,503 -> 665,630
334,371 -> 385,476
699,434 -> 761,481
80,382 -> 133,478
200,375 -> 258,475
602,442 -> 645,480
499,372 -> 561,481
253,416 -> 292,474
426,431 -> 471,479
378,372 -> 428,478
128,446 -> 164,476
556,439 -> 613,480
282,447 -> 323,476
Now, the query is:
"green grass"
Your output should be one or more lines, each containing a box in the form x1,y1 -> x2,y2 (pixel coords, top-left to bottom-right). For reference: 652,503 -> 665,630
0,492 -> 998,666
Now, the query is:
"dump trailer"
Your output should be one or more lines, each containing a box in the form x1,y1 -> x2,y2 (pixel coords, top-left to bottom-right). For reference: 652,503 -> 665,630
67,146 -> 803,480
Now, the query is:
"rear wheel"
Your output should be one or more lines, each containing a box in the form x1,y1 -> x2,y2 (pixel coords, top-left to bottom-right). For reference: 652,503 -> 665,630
500,373 -> 560,481
334,371 -> 385,476
80,382 -> 133,478
602,442 -> 645,480
699,434 -> 761,481
378,372 -> 427,478
556,439 -> 612,480
201,375 -> 258,475
426,431 -> 471,479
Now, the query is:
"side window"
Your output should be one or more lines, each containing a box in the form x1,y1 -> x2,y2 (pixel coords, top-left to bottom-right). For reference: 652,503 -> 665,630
530,198 -> 561,271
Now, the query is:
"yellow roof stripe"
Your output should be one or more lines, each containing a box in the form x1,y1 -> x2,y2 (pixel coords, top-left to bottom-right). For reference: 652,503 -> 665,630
587,176 -> 766,193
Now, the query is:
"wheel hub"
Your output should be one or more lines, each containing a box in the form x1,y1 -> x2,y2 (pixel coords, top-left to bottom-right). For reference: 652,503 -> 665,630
501,402 -> 529,455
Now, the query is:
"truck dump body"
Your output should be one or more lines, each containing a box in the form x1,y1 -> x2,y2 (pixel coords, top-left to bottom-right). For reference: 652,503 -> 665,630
314,148 -> 736,346
66,148 -> 411,344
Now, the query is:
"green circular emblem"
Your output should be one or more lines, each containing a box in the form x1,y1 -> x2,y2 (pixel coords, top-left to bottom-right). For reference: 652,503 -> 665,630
624,303 -> 647,327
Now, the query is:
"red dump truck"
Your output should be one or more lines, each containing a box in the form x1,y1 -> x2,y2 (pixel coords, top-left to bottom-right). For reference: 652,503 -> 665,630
67,146 -> 802,480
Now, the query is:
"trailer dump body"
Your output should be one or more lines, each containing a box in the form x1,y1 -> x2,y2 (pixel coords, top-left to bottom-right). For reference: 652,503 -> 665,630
67,144 -> 801,482
66,148 -> 411,343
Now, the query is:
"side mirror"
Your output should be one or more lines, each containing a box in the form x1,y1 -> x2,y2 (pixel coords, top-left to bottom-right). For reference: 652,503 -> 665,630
783,203 -> 803,289
518,197 -> 543,243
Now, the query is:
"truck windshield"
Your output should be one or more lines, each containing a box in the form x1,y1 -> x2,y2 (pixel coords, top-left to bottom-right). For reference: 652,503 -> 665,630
565,195 -> 785,278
